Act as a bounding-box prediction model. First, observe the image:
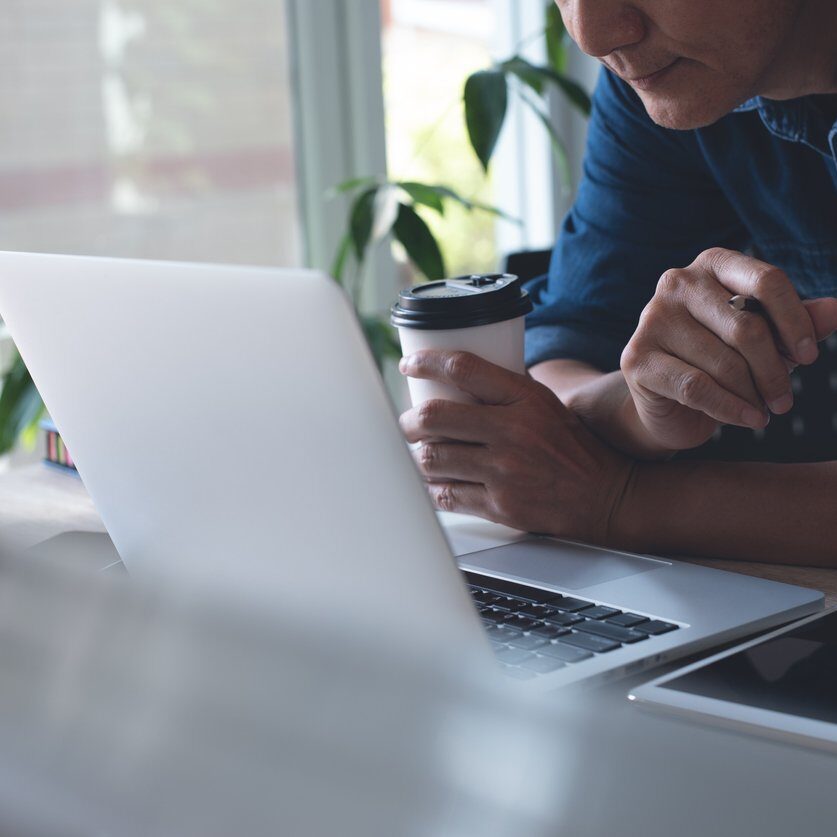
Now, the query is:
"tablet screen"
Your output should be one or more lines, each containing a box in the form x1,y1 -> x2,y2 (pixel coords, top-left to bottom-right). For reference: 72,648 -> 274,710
664,611 -> 837,724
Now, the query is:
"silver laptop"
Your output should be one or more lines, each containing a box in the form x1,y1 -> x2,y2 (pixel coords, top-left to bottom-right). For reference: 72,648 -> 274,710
0,252 -> 823,688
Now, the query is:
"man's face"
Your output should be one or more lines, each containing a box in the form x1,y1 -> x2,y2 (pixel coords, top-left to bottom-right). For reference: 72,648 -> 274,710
556,0 -> 802,129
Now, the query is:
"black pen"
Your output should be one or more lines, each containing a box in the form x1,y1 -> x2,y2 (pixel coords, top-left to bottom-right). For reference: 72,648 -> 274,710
727,294 -> 763,313
727,294 -> 796,363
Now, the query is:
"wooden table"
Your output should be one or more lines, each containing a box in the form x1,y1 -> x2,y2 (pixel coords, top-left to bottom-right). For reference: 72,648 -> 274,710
0,464 -> 106,552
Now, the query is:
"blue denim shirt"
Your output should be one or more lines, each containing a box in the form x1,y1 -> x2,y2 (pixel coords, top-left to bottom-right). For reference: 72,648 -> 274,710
524,68 -> 837,372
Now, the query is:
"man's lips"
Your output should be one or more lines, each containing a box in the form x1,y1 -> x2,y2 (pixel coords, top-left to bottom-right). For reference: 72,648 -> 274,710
611,59 -> 681,91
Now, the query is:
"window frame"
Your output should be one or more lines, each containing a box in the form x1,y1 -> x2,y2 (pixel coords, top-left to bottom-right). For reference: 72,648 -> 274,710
286,0 -> 395,310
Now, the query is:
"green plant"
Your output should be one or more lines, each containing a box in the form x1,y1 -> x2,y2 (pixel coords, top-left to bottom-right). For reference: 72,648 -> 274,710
330,180 -> 519,365
0,353 -> 44,456
333,3 -> 591,368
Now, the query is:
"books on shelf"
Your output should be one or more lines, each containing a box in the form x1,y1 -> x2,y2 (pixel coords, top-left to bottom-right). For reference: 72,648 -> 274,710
41,418 -> 77,474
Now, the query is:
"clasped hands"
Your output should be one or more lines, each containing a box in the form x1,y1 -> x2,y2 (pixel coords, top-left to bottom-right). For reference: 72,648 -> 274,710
399,248 -> 837,545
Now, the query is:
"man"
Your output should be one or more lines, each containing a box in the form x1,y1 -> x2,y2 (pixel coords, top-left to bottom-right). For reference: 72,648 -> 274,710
399,0 -> 837,564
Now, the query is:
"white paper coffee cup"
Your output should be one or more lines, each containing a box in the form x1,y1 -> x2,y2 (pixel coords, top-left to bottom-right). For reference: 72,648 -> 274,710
391,274 -> 533,406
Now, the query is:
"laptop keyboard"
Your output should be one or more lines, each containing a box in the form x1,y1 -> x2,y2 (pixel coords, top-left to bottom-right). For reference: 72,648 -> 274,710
465,571 -> 678,681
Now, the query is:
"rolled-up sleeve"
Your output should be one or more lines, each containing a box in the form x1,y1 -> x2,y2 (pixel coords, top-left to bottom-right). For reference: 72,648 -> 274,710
525,68 -> 748,372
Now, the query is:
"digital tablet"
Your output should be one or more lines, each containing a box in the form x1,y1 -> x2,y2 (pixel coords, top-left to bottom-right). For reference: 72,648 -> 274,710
629,607 -> 837,752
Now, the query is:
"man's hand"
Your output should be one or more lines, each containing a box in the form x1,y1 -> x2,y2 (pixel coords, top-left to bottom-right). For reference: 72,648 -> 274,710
399,350 -> 635,544
620,248 -> 837,451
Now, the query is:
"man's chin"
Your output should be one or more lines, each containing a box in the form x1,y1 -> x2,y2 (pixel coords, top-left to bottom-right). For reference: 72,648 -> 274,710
637,92 -> 731,131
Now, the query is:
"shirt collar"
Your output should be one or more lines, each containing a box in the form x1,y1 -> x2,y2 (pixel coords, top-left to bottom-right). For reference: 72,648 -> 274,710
734,95 -> 837,163
733,97 -> 761,114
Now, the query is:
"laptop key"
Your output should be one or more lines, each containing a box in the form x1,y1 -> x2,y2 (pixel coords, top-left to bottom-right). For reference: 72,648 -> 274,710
480,608 -> 512,625
553,596 -> 594,613
539,643 -> 594,663
635,619 -> 678,635
494,646 -> 536,665
560,632 -> 621,653
463,572 -> 559,604
515,603 -> 559,619
501,665 -> 538,681
531,624 -> 569,640
503,615 -> 541,632
490,598 -> 519,612
576,620 -> 647,644
544,612 -> 584,628
484,625 -> 513,643
471,589 -> 503,606
583,606 -> 621,620
521,655 -> 566,674
606,612 -> 648,628
508,634 -> 549,651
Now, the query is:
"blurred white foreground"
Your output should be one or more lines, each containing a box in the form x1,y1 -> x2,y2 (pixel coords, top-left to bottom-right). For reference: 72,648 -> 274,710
0,542 -> 833,836
0,546 -> 569,837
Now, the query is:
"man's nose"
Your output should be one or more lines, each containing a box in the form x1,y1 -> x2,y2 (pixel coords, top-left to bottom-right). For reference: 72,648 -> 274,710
561,0 -> 645,58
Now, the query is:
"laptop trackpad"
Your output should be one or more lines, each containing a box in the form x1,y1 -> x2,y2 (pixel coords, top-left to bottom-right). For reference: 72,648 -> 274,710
459,538 -> 667,591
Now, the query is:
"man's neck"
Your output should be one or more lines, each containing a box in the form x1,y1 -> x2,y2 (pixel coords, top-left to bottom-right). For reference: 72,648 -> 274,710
757,0 -> 837,99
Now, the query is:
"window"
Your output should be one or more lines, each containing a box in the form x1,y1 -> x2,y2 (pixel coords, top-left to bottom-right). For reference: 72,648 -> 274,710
1,1 -> 592,288
380,0 -> 499,278
0,0 -> 302,266
380,0 -> 594,281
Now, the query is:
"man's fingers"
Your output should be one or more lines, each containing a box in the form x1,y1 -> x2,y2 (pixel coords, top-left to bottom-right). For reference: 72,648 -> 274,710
673,276 -> 794,414
426,481 -> 490,516
399,398 -> 496,444
697,248 -> 817,365
412,441 -> 492,483
655,316 -> 765,412
400,350 -> 530,405
633,351 -> 769,429
803,298 -> 837,343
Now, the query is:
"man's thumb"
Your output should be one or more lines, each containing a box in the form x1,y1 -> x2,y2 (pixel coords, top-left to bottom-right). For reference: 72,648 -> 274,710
803,297 -> 837,342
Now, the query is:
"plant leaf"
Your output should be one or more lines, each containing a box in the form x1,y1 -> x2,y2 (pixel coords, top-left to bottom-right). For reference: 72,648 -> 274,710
545,3 -> 569,73
502,57 -> 592,117
327,175 -> 378,199
371,184 -> 401,241
0,353 -> 44,456
361,315 -> 401,371
427,184 -> 521,224
520,95 -> 572,193
331,232 -> 353,285
537,64 -> 592,116
349,186 -> 378,262
463,69 -> 508,171
398,181 -> 445,215
548,70 -> 592,117
392,203 -> 445,281
501,56 -> 544,95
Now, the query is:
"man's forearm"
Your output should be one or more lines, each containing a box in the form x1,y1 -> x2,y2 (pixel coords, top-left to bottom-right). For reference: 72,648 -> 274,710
528,358 -> 603,401
613,459 -> 837,566
530,359 -> 673,458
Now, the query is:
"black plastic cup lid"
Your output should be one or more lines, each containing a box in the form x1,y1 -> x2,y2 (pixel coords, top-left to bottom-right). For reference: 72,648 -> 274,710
390,273 -> 533,330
